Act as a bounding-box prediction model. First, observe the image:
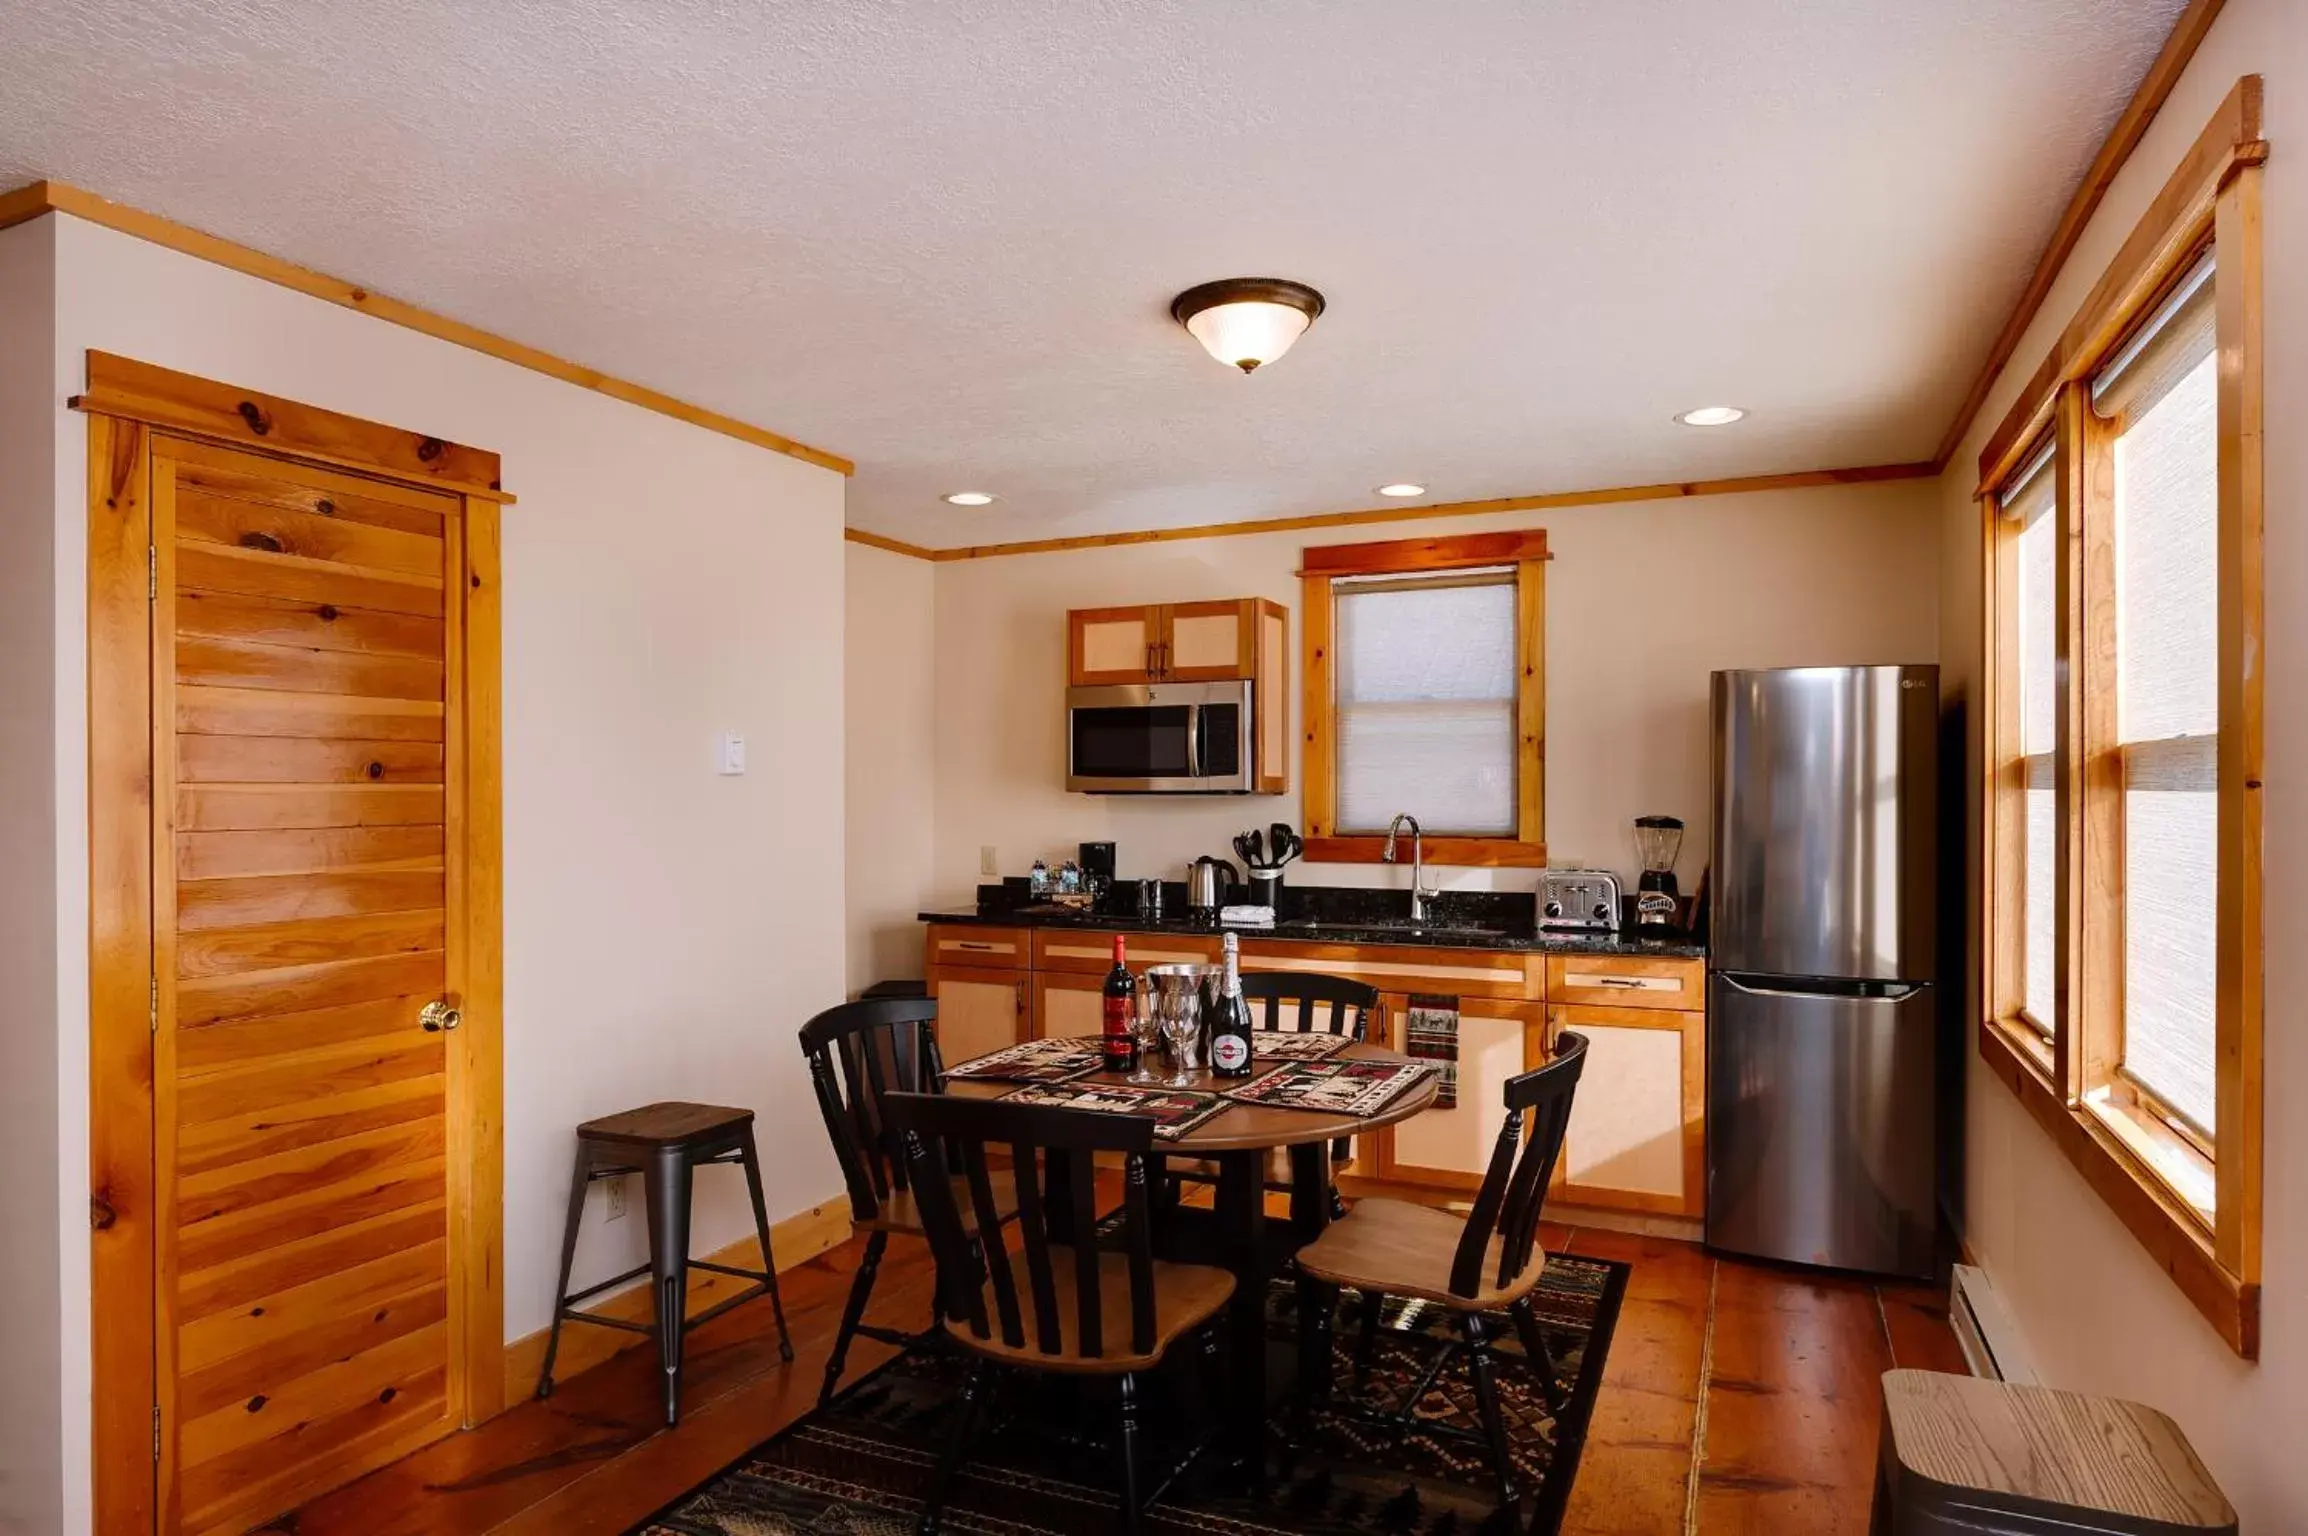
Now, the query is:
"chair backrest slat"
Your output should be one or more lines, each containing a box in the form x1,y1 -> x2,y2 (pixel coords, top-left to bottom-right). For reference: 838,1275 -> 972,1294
1239,971 -> 1379,1040
1446,1031 -> 1588,1301
884,1092 -> 1159,1365
797,998 -> 943,1226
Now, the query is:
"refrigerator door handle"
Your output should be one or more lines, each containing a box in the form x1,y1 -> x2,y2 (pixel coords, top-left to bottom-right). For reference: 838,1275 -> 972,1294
1715,974 -> 1922,1003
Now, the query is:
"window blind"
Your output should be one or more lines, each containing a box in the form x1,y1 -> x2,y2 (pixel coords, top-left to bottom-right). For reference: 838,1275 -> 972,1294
2001,441 -> 2058,1034
1333,568 -> 1517,835
2099,251 -> 2219,1134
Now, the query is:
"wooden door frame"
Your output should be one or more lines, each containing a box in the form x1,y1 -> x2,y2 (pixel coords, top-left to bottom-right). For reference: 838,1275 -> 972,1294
79,353 -> 507,1533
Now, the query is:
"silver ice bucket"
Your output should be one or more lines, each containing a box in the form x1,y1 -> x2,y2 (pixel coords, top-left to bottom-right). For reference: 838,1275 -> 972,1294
1142,963 -> 1220,1071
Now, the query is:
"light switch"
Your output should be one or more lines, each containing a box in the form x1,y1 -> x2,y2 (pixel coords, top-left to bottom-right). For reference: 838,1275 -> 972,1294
980,845 -> 999,876
719,731 -> 747,776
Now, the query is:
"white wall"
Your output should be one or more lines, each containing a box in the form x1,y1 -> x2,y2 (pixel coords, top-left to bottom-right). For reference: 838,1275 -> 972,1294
928,481 -> 1941,906
1937,0 -> 2306,1521
845,542 -> 938,989
35,213 -> 849,1533
0,215 -> 63,1536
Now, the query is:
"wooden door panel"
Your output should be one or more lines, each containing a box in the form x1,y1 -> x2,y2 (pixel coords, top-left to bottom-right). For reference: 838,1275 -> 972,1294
176,589 -> 447,657
177,684 -> 447,741
174,541 -> 446,617
175,824 -> 446,880
152,440 -> 467,1532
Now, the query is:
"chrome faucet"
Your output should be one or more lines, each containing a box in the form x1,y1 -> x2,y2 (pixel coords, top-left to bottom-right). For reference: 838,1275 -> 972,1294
1382,813 -> 1439,923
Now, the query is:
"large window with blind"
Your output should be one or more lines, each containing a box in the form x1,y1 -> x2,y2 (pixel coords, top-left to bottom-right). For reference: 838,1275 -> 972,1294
1976,79 -> 2262,1355
1301,530 -> 1548,864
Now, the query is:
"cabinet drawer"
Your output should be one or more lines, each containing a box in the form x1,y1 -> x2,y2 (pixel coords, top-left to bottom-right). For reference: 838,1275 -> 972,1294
1546,954 -> 1703,1010
1239,940 -> 1544,1001
926,925 -> 1030,968
1033,929 -> 1221,974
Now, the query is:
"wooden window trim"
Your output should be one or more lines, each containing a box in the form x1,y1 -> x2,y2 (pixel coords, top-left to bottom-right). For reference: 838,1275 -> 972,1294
1974,83 -> 2263,1357
79,358 -> 508,1528
1300,530 -> 1548,866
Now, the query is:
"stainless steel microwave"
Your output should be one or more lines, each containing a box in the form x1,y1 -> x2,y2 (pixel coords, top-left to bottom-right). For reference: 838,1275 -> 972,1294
1066,680 -> 1256,793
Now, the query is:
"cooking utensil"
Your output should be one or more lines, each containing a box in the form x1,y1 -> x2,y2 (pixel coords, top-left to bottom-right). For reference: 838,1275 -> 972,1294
1234,830 -> 1263,867
1270,824 -> 1293,865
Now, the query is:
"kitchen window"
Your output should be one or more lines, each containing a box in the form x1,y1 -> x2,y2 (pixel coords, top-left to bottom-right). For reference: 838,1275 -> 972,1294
1974,80 -> 2261,1355
1301,530 -> 1548,864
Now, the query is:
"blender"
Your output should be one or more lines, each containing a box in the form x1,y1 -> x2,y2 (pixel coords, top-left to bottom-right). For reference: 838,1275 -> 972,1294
1633,815 -> 1685,936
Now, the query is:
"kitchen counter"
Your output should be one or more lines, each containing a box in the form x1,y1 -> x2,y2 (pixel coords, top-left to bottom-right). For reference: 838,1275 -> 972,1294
917,903 -> 1705,959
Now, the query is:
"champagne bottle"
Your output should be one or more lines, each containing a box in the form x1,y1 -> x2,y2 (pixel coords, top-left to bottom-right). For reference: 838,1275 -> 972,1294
1101,934 -> 1137,1073
1210,932 -> 1254,1078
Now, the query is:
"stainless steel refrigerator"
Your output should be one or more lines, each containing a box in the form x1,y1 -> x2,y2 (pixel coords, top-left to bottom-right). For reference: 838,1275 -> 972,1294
1706,665 -> 1939,1278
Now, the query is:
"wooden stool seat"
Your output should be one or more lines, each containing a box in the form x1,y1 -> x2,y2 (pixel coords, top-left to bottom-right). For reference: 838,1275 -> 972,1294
1294,1196 -> 1547,1311
535,1100 -> 793,1426
1874,1369 -> 2236,1535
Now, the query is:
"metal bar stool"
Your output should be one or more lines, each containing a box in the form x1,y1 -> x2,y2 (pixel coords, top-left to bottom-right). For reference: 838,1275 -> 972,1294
535,1101 -> 794,1425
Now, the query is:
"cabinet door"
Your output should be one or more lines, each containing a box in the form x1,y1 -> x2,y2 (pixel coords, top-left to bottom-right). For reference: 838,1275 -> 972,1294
1548,1003 -> 1704,1218
1069,605 -> 1162,685
1032,971 -> 1109,1041
928,966 -> 1027,1063
1162,599 -> 1252,680
1372,995 -> 1547,1192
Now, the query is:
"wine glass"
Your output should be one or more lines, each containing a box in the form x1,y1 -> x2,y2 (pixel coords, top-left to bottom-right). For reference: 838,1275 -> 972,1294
1126,980 -> 1164,1085
1160,987 -> 1203,1089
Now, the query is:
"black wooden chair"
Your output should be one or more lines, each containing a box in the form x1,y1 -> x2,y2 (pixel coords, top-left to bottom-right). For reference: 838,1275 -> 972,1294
1289,1031 -> 1589,1524
883,1090 -> 1237,1536
1167,970 -> 1380,1209
799,996 -> 1019,1407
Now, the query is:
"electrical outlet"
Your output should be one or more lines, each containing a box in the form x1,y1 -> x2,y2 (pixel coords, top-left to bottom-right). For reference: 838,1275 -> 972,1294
606,1179 -> 628,1221
980,845 -> 999,877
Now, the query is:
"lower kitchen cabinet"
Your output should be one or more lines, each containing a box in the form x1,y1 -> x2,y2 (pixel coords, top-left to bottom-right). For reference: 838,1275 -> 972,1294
1031,970 -> 1108,1040
1369,996 -> 1547,1191
925,964 -> 1028,1063
1547,1002 -> 1705,1219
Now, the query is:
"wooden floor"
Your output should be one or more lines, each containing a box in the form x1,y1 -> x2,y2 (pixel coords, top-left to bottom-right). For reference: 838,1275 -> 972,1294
272,1215 -> 1964,1536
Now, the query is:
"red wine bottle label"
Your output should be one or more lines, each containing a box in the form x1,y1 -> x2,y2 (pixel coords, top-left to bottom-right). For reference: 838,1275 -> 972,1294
1102,995 -> 1133,1065
1212,1031 -> 1250,1072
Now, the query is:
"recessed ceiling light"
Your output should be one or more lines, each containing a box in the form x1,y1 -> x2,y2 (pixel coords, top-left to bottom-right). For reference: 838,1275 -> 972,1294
1676,406 -> 1747,427
1375,483 -> 1426,498
942,491 -> 997,506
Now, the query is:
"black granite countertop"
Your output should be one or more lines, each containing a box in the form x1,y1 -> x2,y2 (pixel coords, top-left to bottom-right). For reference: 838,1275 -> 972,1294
919,882 -> 1705,960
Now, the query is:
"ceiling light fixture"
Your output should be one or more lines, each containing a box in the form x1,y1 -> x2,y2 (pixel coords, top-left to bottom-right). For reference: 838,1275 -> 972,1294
942,491 -> 997,506
1171,278 -> 1326,373
1375,483 -> 1426,498
1676,405 -> 1747,427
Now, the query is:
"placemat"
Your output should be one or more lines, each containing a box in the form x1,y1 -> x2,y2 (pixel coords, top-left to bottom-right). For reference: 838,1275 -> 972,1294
940,1036 -> 1103,1084
1250,1029 -> 1350,1061
994,1079 -> 1233,1139
1223,1058 -> 1436,1116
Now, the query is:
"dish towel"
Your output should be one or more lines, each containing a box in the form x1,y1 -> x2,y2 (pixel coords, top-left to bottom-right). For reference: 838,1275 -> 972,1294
1404,993 -> 1460,1110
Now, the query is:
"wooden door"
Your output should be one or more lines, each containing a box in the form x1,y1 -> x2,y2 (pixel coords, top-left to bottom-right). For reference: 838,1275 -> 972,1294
1547,1003 -> 1705,1218
1068,604 -> 1162,685
927,967 -> 1028,1062
1370,995 -> 1546,1191
1032,970 -> 1108,1040
1161,599 -> 1250,680
150,437 -> 483,1533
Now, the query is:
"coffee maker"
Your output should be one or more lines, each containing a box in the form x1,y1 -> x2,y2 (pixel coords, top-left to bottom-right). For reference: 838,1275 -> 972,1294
1633,815 -> 1685,936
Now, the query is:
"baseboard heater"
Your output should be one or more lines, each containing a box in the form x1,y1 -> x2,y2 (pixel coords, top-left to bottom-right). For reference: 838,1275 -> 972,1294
1948,1264 -> 2036,1384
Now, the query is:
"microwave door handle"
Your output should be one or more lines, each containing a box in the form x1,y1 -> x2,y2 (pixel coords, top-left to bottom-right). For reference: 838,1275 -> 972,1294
1183,703 -> 1202,778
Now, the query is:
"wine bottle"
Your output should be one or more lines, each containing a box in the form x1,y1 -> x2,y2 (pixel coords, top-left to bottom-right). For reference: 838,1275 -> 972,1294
1210,932 -> 1254,1078
1101,934 -> 1137,1073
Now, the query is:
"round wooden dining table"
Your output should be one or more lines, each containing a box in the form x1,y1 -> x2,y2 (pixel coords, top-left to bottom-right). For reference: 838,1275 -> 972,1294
947,1042 -> 1441,1482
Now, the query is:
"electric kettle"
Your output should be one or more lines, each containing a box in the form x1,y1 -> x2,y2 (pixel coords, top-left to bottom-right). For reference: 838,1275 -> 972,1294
1186,856 -> 1239,915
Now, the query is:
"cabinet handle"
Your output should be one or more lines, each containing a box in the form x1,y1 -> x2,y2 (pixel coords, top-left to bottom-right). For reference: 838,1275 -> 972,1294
1159,640 -> 1171,674
1147,641 -> 1158,676
953,941 -> 998,952
1016,981 -> 1027,1013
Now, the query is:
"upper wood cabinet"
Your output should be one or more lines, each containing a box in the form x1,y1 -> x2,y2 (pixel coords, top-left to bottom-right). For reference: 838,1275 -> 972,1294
1067,597 -> 1290,794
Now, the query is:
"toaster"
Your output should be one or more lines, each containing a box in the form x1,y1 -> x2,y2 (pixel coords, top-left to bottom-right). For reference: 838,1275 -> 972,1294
1539,869 -> 1623,933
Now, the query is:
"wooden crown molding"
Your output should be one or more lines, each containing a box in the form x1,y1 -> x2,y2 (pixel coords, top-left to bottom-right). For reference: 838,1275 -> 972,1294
3,179 -> 853,478
854,459 -> 1935,563
1936,0 -> 2231,471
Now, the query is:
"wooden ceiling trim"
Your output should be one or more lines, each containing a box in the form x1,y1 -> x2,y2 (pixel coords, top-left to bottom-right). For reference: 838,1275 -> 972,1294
6,180 -> 854,478
1933,0 -> 2231,471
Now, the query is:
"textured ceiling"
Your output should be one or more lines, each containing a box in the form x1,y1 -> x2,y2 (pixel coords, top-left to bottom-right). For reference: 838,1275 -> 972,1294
0,0 -> 2185,548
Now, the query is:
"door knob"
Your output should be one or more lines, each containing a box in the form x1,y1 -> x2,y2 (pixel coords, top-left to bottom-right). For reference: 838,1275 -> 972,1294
420,1000 -> 463,1033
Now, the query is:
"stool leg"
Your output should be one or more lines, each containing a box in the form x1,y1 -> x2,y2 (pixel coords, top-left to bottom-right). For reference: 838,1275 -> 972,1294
737,1132 -> 794,1363
534,1140 -> 594,1400
643,1146 -> 695,1427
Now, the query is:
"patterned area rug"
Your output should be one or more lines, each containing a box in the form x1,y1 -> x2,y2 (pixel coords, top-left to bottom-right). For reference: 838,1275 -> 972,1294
633,1253 -> 1628,1536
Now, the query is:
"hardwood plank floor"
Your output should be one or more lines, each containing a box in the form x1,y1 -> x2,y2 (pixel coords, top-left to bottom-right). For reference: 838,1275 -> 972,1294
276,1213 -> 1963,1536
